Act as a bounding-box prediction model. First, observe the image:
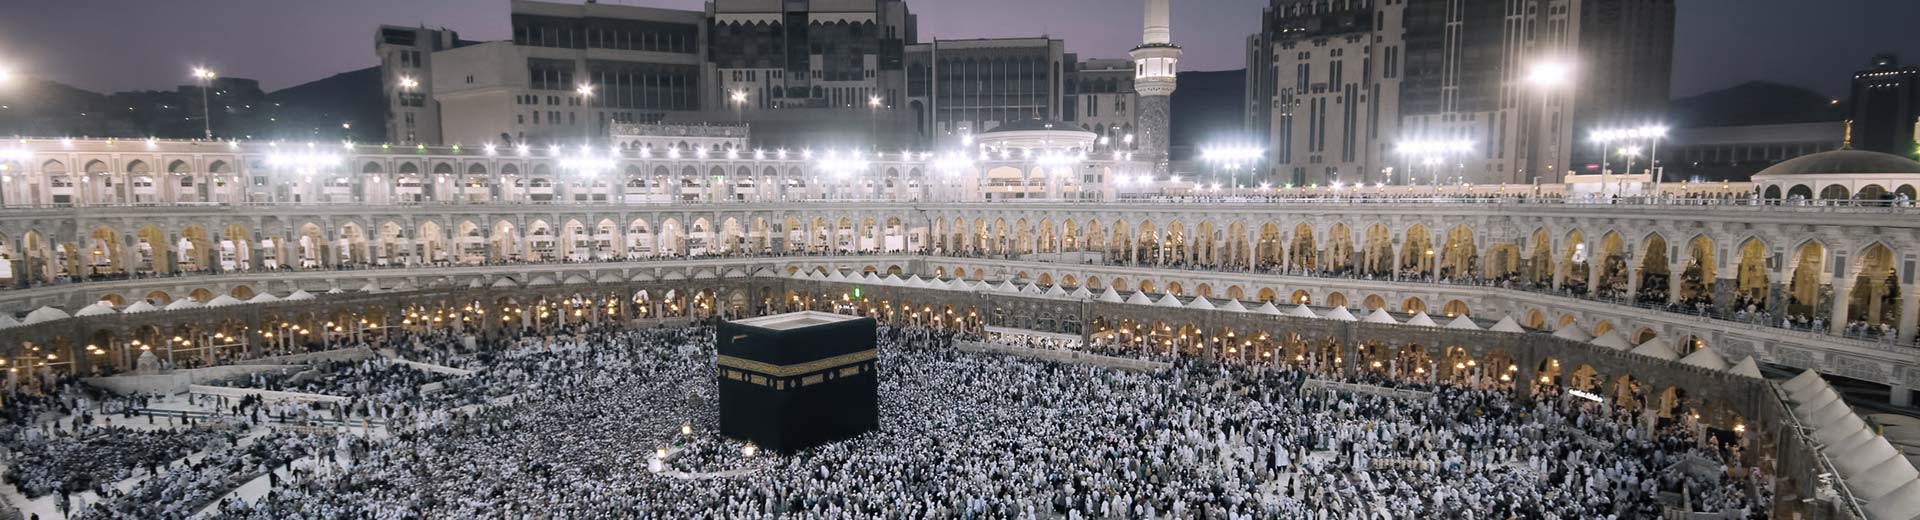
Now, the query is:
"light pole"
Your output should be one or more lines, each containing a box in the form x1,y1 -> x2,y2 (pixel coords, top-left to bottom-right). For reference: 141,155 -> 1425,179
1618,146 -> 1642,194
1644,125 -> 1669,189
729,90 -> 748,124
576,83 -> 596,145
1524,59 -> 1573,183
192,67 -> 217,140
396,76 -> 420,144
868,95 -> 883,151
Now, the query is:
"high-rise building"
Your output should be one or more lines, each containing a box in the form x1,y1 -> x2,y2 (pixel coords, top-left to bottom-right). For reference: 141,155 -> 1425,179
709,0 -> 915,112
422,1 -> 708,148
1246,0 -> 1588,186
1571,0 -> 1675,172
1849,55 -> 1920,158
376,0 -> 1098,151
904,38 -> 1069,141
376,25 -> 462,145
1065,58 -> 1138,143
1243,0 -> 1404,187
1131,0 -> 1180,173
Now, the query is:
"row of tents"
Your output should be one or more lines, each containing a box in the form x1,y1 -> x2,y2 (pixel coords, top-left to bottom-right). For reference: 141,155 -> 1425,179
1780,370 -> 1920,520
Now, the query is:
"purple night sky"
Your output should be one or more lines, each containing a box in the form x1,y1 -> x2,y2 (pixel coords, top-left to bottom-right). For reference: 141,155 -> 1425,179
1,0 -> 1917,98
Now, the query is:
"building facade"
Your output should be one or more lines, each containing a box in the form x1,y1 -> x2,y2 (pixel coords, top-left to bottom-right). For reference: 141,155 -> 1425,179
1569,0 -> 1675,170
1850,55 -> 1920,158
1658,121 -> 1844,182
421,1 -> 710,148
1246,0 -> 1405,187
1063,58 -> 1139,145
904,38 -> 1069,143
1247,0 -> 1590,187
376,26 -> 464,146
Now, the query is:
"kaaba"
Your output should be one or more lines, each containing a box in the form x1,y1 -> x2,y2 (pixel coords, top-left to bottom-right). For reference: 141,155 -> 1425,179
716,311 -> 879,452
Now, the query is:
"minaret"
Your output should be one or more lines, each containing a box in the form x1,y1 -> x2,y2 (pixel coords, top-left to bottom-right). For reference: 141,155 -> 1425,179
1130,0 -> 1180,173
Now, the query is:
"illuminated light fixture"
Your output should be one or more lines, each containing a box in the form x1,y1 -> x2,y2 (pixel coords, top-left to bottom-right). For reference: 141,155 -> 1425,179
933,153 -> 973,175
1034,151 -> 1082,168
560,154 -> 616,175
1588,125 -> 1668,144
1200,146 -> 1263,162
265,152 -> 342,168
1525,60 -> 1574,87
816,157 -> 870,178
1394,139 -> 1474,156
484,144 -> 497,156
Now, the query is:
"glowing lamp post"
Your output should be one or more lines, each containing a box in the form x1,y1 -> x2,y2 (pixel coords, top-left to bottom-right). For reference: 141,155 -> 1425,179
576,83 -> 596,144
192,67 -> 217,140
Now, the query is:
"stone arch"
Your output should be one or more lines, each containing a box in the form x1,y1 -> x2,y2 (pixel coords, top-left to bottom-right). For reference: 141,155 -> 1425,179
1401,296 -> 1426,314
1786,240 -> 1829,320
1289,223 -> 1317,271
1363,294 -> 1387,310
1439,225 -> 1477,280
1848,242 -> 1901,329
1730,238 -> 1770,311
1819,184 -> 1850,200
1638,233 -> 1671,303
1401,224 -> 1434,275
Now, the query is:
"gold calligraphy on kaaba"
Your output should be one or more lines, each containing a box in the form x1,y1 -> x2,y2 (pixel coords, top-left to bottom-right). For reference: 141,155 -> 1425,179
716,349 -> 877,378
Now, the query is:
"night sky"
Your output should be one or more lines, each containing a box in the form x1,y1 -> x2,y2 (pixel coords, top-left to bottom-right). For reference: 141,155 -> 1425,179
1,0 -> 1916,99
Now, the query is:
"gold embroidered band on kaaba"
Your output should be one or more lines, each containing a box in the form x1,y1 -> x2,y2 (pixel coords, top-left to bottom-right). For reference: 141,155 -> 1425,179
717,349 -> 877,377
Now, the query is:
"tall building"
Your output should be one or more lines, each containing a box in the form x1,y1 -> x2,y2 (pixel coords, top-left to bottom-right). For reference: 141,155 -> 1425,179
1247,0 -> 1585,186
708,0 -> 915,112
382,1 -> 708,147
696,0 -> 919,149
904,38 -> 1069,141
1401,0 -> 1578,185
1243,0 -> 1404,187
376,25 -> 462,145
1131,0 -> 1180,173
1571,0 -> 1675,172
1064,58 -> 1138,142
375,0 -> 1100,150
1849,55 -> 1920,158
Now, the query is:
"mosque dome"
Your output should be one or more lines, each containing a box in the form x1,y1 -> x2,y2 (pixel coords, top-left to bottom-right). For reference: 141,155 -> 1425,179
1753,149 -> 1920,177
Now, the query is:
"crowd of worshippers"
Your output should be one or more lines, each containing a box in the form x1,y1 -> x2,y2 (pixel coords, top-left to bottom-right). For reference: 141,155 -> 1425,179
0,320 -> 1770,519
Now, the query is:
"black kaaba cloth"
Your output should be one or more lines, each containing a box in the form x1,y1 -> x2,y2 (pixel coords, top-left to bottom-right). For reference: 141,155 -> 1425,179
716,311 -> 878,452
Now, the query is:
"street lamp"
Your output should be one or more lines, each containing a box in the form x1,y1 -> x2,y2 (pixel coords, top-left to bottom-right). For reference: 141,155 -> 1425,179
1525,61 -> 1573,88
192,67 -> 217,140
1394,139 -> 1472,186
1590,124 -> 1667,183
1617,146 -> 1642,193
576,83 -> 596,144
1523,59 -> 1573,183
729,90 -> 748,124
867,95 -> 886,150
1201,146 -> 1263,190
